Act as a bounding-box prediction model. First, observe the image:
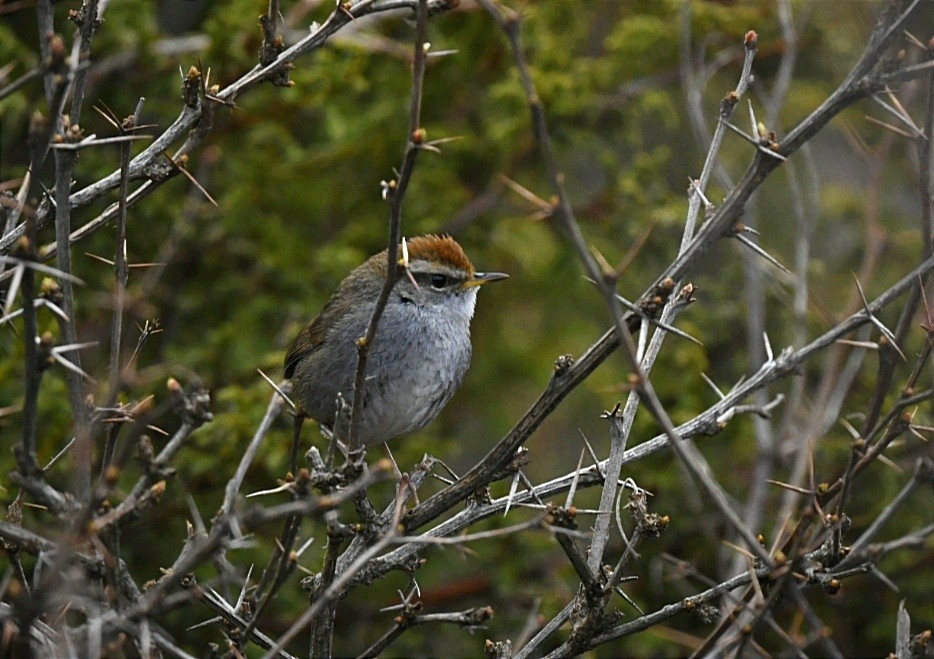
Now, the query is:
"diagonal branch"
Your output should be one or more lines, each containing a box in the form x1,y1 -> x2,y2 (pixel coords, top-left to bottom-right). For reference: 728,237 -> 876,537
401,0 -> 928,536
0,0 -> 458,259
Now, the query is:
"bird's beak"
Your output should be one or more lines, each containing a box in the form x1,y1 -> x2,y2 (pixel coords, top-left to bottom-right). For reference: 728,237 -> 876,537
465,271 -> 509,288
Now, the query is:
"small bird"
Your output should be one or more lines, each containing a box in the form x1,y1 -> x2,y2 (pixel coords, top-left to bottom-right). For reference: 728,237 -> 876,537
285,235 -> 507,448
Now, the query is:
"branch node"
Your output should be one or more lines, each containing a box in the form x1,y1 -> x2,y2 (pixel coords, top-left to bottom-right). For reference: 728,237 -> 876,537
182,66 -> 203,109
553,353 -> 575,376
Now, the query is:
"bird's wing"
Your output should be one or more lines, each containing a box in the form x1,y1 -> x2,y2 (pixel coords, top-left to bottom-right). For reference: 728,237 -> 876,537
285,257 -> 381,379
284,294 -> 344,378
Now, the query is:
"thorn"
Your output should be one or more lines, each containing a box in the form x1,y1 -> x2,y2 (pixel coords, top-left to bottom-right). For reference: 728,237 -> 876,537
85,252 -> 115,266
425,135 -> 463,149
400,236 -> 419,291
902,30 -> 928,51
874,90 -> 922,135
721,539 -> 755,560
295,536 -> 315,557
615,219 -> 657,277
162,151 -> 218,207
186,616 -> 224,632
611,293 -> 703,346
869,564 -> 899,592
839,417 -> 861,440
758,144 -> 787,161
700,372 -> 725,399
3,263 -> 24,316
590,244 -> 617,281
427,48 -> 459,59
841,117 -> 872,157
635,317 -> 648,363
564,448 -> 586,509
51,340 -> 98,354
400,236 -> 410,268
257,368 -> 296,412
498,175 -> 553,213
577,429 -> 605,480
0,256 -> 85,285
92,102 -> 121,131
43,437 -> 76,471
721,119 -> 759,145
864,115 -> 917,139
835,339 -> 879,350
518,470 -> 545,506
852,274 -> 906,362
733,233 -> 791,274
51,352 -> 96,383
688,178 -> 714,211
918,275 -> 932,327
504,470 -> 521,517
747,100 -> 758,139
337,1 -> 357,22
613,584 -> 644,615
762,331 -> 773,362
235,564 -> 254,611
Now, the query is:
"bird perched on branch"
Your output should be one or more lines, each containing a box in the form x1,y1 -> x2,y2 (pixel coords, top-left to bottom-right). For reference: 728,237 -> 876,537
285,234 -> 507,448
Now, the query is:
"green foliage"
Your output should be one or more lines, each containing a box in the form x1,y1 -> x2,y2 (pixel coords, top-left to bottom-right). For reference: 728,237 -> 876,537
1,1 -> 932,656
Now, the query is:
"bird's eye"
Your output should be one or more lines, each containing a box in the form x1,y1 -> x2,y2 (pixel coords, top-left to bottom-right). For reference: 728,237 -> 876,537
430,274 -> 448,289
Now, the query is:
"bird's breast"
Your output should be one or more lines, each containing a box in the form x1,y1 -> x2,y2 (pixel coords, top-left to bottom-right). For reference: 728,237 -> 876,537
359,304 -> 473,440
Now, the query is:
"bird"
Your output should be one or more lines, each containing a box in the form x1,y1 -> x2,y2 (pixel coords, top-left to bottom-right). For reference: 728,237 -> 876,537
285,234 -> 507,448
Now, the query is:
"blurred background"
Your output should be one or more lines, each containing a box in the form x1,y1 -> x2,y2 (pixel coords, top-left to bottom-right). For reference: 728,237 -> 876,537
1,0 -> 932,655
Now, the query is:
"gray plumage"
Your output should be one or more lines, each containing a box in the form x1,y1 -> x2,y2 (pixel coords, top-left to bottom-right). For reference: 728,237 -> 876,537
285,235 -> 504,447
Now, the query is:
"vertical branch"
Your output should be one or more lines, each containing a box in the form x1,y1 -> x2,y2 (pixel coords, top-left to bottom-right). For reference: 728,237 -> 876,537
919,47 -> 934,253
688,30 -> 757,238
260,0 -> 281,66
736,218 -> 769,567
53,145 -> 92,501
308,517 -> 348,657
259,0 -> 292,87
734,0 -> 802,577
587,22 -> 758,574
106,142 -> 129,405
474,3 -> 647,549
38,0 -> 106,501
106,98 -> 145,408
16,252 -> 42,477
264,479 -> 411,659
67,0 -> 101,121
14,1 -> 73,478
347,0 -> 429,452
836,54 -> 934,523
100,99 -> 146,478
460,3 -> 771,576
35,0 -> 56,102
307,0 -> 431,653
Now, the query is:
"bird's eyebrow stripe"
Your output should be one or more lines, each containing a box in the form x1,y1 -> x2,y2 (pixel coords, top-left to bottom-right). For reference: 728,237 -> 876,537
407,262 -> 466,278
411,270 -> 465,284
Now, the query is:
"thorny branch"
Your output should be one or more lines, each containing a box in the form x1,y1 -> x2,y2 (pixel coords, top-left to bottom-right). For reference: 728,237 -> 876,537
0,0 -> 459,258
348,0 -> 431,452
2,0 -> 933,657
399,0 -> 930,541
